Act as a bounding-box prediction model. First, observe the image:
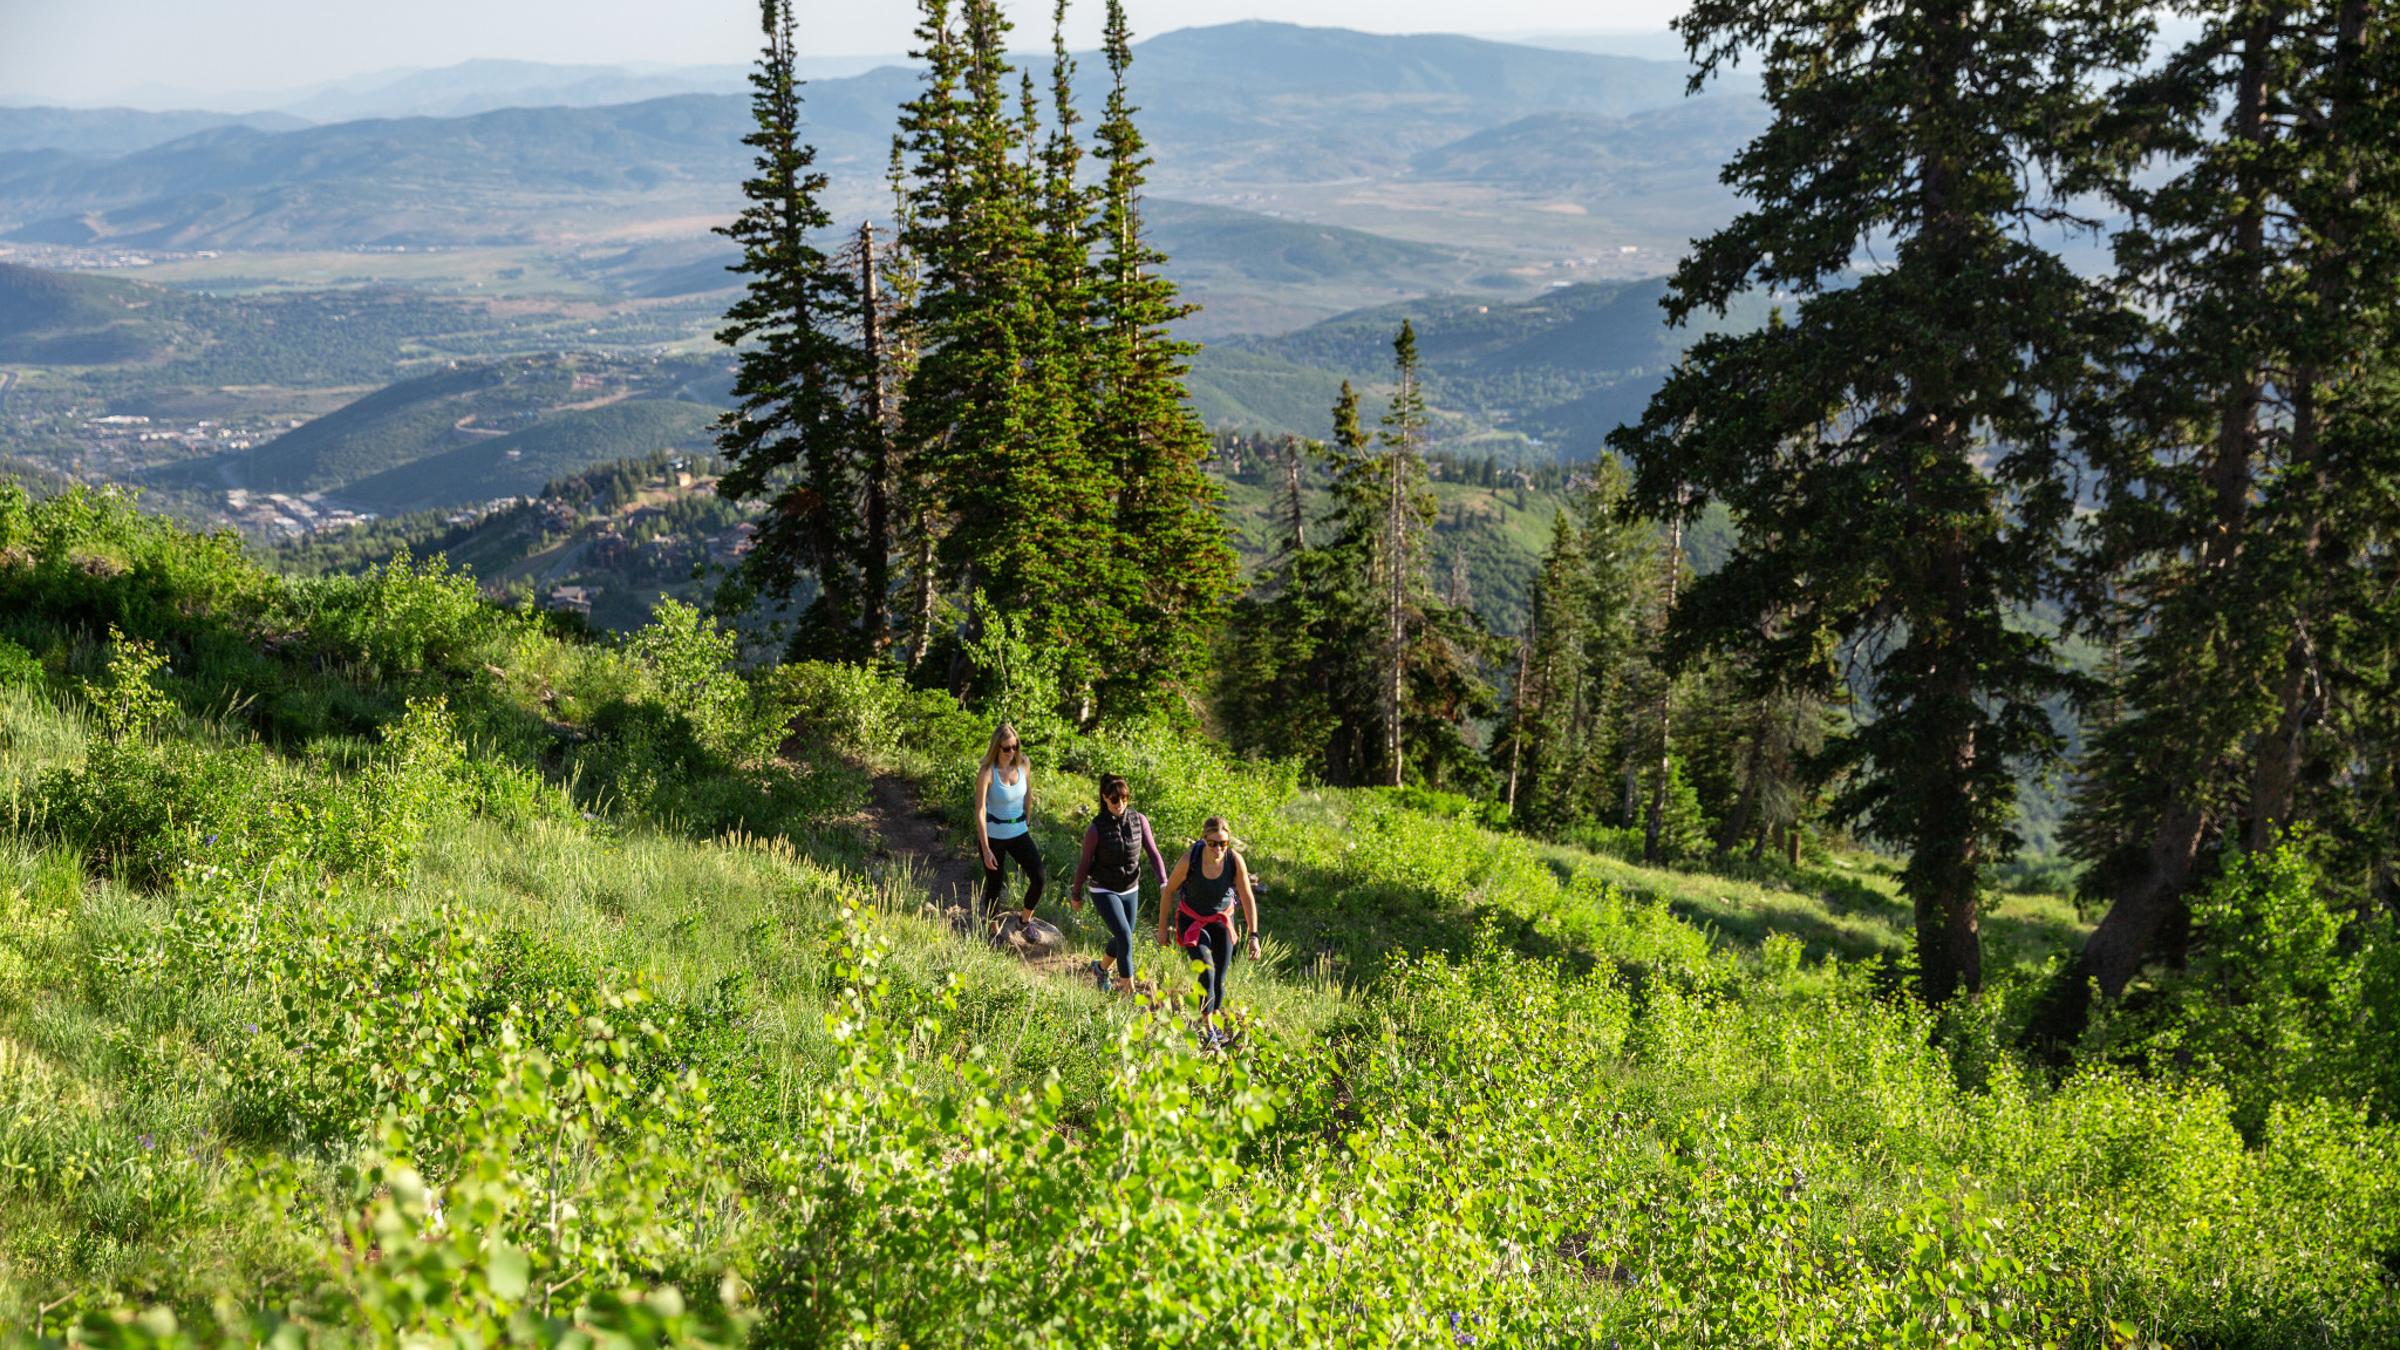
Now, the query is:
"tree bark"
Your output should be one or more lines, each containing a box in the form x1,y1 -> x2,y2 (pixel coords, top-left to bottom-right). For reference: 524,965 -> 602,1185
858,220 -> 893,654
1643,505 -> 1682,864
1385,443 -> 1407,788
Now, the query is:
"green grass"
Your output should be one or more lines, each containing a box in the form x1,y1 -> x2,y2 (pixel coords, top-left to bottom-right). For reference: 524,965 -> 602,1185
1,483 -> 2394,1345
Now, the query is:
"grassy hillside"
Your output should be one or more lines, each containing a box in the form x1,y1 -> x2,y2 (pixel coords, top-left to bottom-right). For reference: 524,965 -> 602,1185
139,352 -> 729,509
0,262 -> 179,365
3,482 -> 2392,1345
336,400 -> 719,513
275,452 -> 751,630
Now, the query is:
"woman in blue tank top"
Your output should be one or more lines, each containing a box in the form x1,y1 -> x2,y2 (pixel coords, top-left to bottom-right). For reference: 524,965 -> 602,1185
974,723 -> 1044,925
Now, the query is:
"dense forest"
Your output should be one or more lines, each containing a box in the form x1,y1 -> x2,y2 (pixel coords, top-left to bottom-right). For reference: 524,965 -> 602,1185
2,0 -> 2396,1343
723,0 -> 2400,1015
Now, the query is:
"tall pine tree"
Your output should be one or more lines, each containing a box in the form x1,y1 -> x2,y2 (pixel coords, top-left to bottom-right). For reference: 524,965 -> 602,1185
1087,0 -> 1237,716
1612,0 -> 2144,1002
713,0 -> 866,658
2044,0 -> 2400,1038
1376,321 -> 1433,786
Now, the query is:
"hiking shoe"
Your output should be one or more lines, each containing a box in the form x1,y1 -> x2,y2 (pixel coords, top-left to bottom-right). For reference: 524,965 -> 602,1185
1090,960 -> 1110,993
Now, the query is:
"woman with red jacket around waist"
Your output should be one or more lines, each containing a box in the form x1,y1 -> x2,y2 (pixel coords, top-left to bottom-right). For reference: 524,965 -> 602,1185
1157,815 -> 1261,1048
1069,773 -> 1168,995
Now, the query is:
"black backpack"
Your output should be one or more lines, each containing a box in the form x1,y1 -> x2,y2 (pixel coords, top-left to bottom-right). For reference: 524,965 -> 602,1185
1092,809 -> 1142,887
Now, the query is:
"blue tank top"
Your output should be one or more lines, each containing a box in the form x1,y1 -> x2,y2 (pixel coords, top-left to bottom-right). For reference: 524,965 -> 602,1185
984,766 -> 1029,840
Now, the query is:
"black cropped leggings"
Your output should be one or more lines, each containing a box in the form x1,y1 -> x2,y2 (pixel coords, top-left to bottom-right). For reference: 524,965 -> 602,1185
1185,923 -> 1232,1014
981,832 -> 1045,915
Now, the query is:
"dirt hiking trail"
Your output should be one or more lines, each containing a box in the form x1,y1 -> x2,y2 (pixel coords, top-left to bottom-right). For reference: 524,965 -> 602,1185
848,769 -> 1186,998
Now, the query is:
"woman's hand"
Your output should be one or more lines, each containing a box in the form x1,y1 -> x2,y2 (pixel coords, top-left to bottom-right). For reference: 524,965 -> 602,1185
981,845 -> 999,872
1069,890 -> 1085,912
1247,933 -> 1263,960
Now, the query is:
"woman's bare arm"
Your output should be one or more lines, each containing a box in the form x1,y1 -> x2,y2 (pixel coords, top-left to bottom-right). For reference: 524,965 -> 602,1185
1234,854 -> 1261,953
974,764 -> 995,869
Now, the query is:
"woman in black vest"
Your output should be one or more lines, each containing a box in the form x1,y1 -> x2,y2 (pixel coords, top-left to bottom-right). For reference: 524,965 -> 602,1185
1068,773 -> 1167,994
1157,815 -> 1262,1048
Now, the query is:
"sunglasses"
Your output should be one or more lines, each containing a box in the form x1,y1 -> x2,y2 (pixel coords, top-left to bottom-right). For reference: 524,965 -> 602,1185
999,742 -> 1019,752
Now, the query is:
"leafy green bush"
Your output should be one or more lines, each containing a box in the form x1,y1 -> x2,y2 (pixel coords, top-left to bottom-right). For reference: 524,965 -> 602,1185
36,634 -> 474,889
0,637 -> 41,691
2091,840 -> 2398,1134
292,553 -> 503,682
765,659 -> 910,759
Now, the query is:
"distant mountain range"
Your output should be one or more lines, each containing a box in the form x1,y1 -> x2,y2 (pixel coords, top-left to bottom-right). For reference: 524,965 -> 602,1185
0,23 -> 1761,337
0,107 -> 308,158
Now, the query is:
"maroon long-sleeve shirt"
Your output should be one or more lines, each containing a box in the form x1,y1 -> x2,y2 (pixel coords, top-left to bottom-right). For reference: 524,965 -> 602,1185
1070,810 -> 1169,900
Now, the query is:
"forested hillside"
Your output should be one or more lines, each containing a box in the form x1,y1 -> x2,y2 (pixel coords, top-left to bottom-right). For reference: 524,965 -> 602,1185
5,0 -> 2399,1342
1196,277 -> 1779,452
4,473 -> 2394,1344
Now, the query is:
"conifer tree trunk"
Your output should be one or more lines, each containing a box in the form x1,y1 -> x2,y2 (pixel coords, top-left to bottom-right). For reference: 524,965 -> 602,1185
1385,444 -> 1406,788
1280,436 -> 1306,553
1643,504 -> 1682,864
1505,614 -> 1534,812
858,220 -> 893,654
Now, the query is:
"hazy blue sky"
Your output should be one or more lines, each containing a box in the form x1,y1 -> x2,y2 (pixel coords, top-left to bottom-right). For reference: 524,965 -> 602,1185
1,0 -> 1685,107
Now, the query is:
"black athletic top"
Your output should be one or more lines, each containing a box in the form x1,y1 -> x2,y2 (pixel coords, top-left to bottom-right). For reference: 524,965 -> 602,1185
1180,840 -> 1239,915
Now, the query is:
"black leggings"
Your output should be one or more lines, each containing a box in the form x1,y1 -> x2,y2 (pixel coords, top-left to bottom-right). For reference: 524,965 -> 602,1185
981,832 -> 1045,915
1185,923 -> 1232,1014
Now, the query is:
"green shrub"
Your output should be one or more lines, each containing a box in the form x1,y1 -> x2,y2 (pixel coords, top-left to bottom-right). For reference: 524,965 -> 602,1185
0,638 -> 41,691
37,637 -> 473,889
631,600 -> 788,769
294,553 -> 502,682
767,659 -> 909,760
2093,840 -> 2398,1134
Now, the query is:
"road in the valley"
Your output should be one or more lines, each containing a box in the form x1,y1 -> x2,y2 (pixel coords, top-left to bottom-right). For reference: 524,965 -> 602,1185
0,369 -> 17,417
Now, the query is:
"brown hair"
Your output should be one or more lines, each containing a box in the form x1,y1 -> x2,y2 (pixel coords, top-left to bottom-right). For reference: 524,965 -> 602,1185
1098,773 -> 1130,804
1200,814 -> 1245,855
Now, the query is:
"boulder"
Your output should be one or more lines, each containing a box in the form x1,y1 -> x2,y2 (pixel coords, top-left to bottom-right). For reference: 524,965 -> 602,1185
990,913 -> 1065,956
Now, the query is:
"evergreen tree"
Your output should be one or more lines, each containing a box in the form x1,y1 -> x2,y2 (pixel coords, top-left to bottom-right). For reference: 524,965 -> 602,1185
1221,375 -> 1495,789
1506,510 -> 1594,834
888,6 -> 963,671
1376,320 -> 1433,786
1088,0 -> 1237,716
1611,0 -> 2143,1002
2046,0 -> 2400,1037
896,0 -> 1104,699
1312,381 -> 1398,785
712,0 -> 866,657
1218,435 -> 1350,772
1494,460 -> 1654,838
